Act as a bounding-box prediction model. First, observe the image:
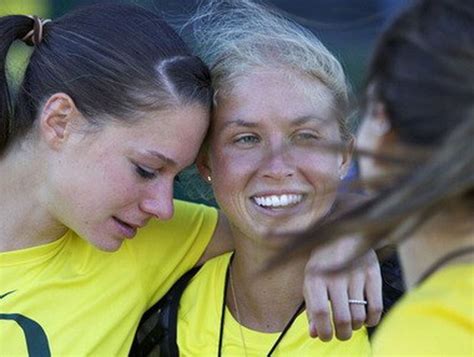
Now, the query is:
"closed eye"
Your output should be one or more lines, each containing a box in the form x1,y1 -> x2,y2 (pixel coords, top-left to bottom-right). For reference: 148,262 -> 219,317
134,164 -> 157,180
293,131 -> 321,142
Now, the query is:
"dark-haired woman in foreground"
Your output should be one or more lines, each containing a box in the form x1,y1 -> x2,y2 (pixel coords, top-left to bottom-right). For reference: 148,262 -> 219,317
290,0 -> 474,354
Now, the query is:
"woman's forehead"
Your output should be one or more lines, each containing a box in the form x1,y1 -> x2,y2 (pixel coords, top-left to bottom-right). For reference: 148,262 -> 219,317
213,70 -> 336,124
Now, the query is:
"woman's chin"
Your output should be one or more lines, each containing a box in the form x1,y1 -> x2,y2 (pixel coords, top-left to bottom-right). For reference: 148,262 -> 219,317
84,232 -> 125,252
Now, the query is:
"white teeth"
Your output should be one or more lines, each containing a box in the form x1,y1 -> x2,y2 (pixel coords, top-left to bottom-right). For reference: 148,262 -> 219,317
271,196 -> 279,206
252,194 -> 303,208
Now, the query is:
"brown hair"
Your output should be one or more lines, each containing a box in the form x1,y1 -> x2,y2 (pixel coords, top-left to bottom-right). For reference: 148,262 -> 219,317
0,3 -> 212,155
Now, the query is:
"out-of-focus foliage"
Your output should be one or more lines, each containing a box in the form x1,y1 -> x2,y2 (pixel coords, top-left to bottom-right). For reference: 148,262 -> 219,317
1,0 -> 52,92
0,0 -> 51,16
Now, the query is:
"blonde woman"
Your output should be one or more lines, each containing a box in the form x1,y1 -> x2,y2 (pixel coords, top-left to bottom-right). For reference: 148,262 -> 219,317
132,1 -> 380,355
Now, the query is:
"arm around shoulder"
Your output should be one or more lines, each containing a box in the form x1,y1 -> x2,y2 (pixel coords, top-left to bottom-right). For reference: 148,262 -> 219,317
195,210 -> 234,266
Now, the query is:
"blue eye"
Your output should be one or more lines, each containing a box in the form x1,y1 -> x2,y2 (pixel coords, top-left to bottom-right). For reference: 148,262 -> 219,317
234,134 -> 259,145
135,165 -> 156,180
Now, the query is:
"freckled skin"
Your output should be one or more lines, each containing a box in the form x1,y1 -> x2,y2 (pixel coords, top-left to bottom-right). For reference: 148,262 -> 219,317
45,104 -> 209,251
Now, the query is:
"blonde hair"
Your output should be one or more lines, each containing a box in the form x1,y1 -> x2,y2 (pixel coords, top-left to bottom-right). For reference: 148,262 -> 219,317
185,0 -> 352,142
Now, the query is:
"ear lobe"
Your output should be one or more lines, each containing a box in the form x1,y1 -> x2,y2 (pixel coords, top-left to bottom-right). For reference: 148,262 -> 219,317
196,149 -> 212,183
39,93 -> 79,150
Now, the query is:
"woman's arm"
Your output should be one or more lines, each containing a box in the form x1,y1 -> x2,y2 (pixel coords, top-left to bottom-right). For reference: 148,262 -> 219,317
195,210 -> 234,266
197,210 -> 383,340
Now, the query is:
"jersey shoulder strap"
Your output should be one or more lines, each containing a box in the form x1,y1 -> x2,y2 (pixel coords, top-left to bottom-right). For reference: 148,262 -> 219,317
130,266 -> 201,357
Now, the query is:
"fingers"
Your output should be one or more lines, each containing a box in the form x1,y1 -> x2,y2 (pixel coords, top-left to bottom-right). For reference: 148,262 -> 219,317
364,259 -> 383,327
328,279 -> 353,341
303,245 -> 384,342
348,270 -> 367,331
303,275 -> 333,341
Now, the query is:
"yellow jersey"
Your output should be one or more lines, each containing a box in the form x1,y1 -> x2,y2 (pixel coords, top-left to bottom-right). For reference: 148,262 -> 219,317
372,264 -> 474,356
178,252 -> 371,356
0,200 -> 217,356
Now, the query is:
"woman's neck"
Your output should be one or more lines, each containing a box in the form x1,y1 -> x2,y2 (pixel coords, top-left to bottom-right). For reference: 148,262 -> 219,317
0,145 -> 66,252
398,208 -> 474,289
227,231 -> 307,333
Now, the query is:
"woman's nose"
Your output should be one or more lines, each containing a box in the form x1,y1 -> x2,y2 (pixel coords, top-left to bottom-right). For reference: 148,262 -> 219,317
259,145 -> 295,180
139,182 -> 174,220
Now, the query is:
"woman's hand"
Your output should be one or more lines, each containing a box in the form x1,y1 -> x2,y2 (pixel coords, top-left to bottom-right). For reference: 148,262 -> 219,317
303,237 -> 383,341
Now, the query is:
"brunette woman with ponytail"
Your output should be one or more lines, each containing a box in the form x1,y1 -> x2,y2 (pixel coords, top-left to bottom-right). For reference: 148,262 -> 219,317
0,5 -> 222,355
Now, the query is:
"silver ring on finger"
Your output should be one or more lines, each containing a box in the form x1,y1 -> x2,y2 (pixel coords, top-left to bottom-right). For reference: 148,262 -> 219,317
348,299 -> 368,305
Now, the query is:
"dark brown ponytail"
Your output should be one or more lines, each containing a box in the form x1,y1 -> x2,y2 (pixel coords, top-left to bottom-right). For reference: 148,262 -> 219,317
0,15 -> 39,154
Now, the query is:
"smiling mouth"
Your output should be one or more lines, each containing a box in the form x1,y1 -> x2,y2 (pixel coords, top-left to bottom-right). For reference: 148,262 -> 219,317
251,194 -> 304,209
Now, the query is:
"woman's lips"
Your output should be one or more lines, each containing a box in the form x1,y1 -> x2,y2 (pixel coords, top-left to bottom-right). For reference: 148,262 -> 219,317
112,216 -> 138,239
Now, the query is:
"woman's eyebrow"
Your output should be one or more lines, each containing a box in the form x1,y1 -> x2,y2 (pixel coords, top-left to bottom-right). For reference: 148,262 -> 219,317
291,115 -> 326,126
219,115 -> 326,130
145,150 -> 178,167
220,118 -> 259,130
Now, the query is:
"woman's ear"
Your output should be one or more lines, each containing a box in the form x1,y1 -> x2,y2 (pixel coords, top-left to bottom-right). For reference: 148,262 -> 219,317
357,100 -> 398,182
338,134 -> 355,179
371,102 -> 391,136
39,93 -> 81,150
369,102 -> 396,154
196,148 -> 213,183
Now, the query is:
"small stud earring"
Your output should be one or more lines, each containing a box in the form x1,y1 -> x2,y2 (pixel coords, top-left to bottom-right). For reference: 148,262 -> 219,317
207,175 -> 212,183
